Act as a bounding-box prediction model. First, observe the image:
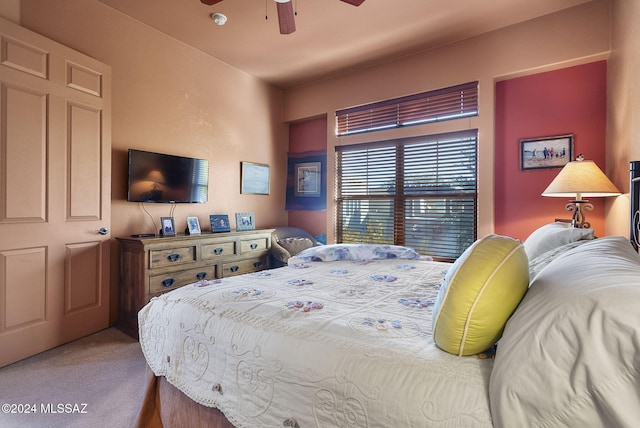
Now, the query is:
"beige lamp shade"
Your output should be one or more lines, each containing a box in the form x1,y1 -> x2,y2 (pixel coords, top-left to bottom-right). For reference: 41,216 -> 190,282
542,159 -> 621,198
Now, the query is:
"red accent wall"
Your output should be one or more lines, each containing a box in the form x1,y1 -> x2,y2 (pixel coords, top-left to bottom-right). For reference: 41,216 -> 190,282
287,116 -> 328,237
494,61 -> 607,240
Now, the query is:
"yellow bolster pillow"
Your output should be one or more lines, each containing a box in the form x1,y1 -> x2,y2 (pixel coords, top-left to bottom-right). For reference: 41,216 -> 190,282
432,234 -> 529,356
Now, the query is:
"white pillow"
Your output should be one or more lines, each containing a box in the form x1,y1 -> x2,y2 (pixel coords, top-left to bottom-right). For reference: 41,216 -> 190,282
523,222 -> 594,260
490,236 -> 640,427
527,240 -> 589,281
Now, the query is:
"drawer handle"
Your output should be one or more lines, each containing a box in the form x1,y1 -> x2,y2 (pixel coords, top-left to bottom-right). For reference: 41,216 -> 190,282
250,243 -> 258,250
196,272 -> 207,280
230,266 -> 239,272
167,253 -> 182,262
253,261 -> 262,268
161,278 -> 175,287
214,247 -> 224,255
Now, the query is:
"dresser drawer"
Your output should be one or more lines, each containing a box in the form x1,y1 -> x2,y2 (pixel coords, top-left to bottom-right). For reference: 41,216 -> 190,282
117,229 -> 273,339
202,241 -> 236,259
149,246 -> 196,269
149,265 -> 216,294
240,237 -> 268,253
222,256 -> 268,277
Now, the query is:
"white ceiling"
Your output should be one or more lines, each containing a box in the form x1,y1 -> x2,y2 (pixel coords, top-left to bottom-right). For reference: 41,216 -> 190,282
97,0 -> 591,89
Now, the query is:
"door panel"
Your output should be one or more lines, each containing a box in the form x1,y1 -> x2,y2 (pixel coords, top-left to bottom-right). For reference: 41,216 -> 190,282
1,83 -> 47,222
0,17 -> 111,367
0,33 -> 48,79
0,247 -> 46,331
68,102 -> 102,219
65,241 -> 102,315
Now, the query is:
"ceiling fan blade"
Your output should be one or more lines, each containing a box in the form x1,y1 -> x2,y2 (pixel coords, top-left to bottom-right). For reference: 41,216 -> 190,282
200,0 -> 224,5
276,2 -> 296,34
340,0 -> 366,5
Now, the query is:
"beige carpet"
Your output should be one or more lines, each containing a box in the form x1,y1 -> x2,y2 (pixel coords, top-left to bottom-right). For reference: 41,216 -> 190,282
0,327 -> 147,428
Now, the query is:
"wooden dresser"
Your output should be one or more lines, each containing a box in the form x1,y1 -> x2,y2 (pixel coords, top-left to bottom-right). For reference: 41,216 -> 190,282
116,229 -> 274,338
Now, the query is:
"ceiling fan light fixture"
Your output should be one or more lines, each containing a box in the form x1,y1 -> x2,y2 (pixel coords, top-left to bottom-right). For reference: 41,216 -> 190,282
203,0 -> 365,36
211,12 -> 227,25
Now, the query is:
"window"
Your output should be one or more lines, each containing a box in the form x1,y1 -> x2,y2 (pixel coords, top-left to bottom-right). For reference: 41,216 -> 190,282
335,130 -> 477,260
335,82 -> 478,136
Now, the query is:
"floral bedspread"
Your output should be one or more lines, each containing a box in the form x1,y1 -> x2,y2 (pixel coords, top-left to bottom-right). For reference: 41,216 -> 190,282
138,256 -> 494,427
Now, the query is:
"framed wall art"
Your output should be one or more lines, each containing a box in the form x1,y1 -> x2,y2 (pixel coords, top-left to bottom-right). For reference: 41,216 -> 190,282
520,134 -> 574,171
235,212 -> 255,231
210,214 -> 231,233
160,217 -> 176,237
186,216 -> 201,235
285,151 -> 327,211
241,161 -> 270,195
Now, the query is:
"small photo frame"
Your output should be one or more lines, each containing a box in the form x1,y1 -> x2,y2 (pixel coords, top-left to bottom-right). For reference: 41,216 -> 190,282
520,134 -> 574,171
186,216 -> 201,235
160,217 -> 176,237
210,214 -> 231,233
241,161 -> 270,195
235,212 -> 255,231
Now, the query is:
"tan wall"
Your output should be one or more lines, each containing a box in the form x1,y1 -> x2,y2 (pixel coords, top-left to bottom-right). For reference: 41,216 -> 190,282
284,0 -> 611,242
607,0 -> 640,237
3,0 -> 287,324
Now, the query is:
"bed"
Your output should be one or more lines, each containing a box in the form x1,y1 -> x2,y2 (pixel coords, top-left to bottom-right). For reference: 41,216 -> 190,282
135,163 -> 640,428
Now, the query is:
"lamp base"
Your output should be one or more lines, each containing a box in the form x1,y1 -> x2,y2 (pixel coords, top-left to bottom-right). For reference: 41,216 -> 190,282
565,199 -> 593,228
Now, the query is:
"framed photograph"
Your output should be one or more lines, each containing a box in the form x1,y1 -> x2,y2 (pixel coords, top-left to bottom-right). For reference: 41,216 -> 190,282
235,212 -> 255,231
520,134 -> 574,171
160,216 -> 176,237
286,151 -> 327,211
186,216 -> 201,235
241,161 -> 270,195
294,161 -> 322,197
210,214 -> 231,233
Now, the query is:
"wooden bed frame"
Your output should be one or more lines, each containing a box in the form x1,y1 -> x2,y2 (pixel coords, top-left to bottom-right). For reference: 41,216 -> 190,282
135,161 -> 640,428
135,366 -> 234,427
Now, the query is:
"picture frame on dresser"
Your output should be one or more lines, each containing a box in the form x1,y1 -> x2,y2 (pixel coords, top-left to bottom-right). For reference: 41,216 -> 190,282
210,214 -> 231,233
235,212 -> 255,231
186,216 -> 201,235
160,217 -> 176,236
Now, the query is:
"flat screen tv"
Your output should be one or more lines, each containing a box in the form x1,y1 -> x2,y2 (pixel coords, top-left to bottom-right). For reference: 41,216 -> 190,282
127,149 -> 209,203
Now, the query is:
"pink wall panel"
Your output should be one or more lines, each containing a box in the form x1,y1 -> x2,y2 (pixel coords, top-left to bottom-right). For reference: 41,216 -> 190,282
287,116 -> 328,238
494,61 -> 608,240
290,117 -> 327,152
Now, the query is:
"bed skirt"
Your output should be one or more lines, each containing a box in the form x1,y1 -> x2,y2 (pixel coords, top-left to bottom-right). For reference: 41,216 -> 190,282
135,366 -> 235,428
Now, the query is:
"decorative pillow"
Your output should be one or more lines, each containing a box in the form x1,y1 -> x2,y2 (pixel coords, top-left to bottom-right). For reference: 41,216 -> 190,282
278,237 -> 316,256
290,244 -> 422,263
432,234 -> 529,356
523,222 -> 594,260
490,236 -> 640,427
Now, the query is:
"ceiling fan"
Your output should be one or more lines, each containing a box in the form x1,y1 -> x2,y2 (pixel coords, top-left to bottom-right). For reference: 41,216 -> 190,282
200,0 -> 366,35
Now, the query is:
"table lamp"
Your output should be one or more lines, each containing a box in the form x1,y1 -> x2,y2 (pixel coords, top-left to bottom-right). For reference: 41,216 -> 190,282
542,154 -> 620,228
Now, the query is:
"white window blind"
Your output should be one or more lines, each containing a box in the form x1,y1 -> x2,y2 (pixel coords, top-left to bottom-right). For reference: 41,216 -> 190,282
335,82 -> 478,136
335,130 -> 477,260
